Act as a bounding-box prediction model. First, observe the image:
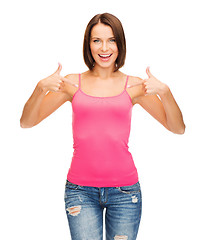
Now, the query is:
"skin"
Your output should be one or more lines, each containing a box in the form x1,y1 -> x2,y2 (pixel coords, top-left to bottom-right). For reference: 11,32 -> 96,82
20,22 -> 185,134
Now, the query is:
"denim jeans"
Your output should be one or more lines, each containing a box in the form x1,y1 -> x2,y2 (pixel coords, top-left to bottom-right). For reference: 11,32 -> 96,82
64,179 -> 142,240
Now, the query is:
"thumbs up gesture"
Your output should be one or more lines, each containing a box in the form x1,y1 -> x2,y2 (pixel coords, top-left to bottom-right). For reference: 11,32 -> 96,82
38,62 -> 75,93
143,66 -> 168,96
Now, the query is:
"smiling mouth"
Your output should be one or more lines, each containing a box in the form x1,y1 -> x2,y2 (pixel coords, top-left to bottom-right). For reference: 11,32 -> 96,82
98,53 -> 113,60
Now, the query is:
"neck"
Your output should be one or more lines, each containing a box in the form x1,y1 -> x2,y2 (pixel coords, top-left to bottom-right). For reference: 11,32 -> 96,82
91,64 -> 117,80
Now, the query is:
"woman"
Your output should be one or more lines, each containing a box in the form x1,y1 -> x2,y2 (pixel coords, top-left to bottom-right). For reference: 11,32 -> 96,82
20,13 -> 185,240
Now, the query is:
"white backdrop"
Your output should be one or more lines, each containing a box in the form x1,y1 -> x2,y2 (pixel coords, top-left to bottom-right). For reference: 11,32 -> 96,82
1,0 -> 203,239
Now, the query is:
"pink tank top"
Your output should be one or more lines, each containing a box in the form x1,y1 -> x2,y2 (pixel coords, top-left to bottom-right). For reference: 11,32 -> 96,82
67,74 -> 139,187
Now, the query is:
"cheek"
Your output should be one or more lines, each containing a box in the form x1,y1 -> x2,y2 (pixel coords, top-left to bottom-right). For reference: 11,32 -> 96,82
112,44 -> 118,54
90,43 -> 98,54
113,46 -> 119,59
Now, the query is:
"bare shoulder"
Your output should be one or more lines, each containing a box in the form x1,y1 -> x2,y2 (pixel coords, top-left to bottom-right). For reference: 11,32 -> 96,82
64,70 -> 90,82
64,73 -> 80,86
61,73 -> 80,102
126,75 -> 146,105
128,75 -> 144,86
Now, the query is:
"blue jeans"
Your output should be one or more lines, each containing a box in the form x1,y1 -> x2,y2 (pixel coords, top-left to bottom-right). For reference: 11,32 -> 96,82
64,179 -> 142,240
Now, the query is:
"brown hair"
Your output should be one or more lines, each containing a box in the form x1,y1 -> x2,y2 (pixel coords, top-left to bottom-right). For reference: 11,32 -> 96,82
83,13 -> 126,72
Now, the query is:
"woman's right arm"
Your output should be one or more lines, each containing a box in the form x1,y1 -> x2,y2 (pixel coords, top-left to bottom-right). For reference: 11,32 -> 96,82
20,83 -> 48,128
20,63 -> 74,128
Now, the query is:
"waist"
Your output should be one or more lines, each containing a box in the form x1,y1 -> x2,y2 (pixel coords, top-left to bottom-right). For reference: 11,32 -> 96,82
67,148 -> 138,187
67,167 -> 139,187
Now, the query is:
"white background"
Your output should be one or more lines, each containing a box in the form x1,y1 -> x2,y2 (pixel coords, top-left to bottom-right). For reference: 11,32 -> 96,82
1,0 -> 203,239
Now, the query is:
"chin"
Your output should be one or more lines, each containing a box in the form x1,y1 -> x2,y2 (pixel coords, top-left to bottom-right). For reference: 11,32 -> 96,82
96,62 -> 116,69
96,60 -> 118,69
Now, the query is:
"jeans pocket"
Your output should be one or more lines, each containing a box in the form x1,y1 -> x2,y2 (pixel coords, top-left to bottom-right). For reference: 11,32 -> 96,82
117,181 -> 141,194
65,180 -> 80,190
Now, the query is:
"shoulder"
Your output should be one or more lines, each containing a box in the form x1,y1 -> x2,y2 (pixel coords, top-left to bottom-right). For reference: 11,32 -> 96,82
125,75 -> 146,105
64,73 -> 80,86
128,75 -> 143,81
127,75 -> 144,85
64,71 -> 90,85
118,71 -> 143,84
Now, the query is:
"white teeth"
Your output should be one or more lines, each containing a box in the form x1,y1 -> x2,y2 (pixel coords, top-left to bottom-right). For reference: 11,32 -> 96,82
99,54 -> 112,57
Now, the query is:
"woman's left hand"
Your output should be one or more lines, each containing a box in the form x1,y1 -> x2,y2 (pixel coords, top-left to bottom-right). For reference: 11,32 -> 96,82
144,67 -> 168,96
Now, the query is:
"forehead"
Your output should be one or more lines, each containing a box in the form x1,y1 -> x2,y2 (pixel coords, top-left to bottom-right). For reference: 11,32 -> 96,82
91,23 -> 114,38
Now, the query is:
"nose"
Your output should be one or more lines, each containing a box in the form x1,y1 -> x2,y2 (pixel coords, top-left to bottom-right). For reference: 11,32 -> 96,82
101,41 -> 109,52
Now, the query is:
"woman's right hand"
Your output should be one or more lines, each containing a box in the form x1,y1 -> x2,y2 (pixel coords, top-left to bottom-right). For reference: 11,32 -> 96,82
38,62 -> 72,93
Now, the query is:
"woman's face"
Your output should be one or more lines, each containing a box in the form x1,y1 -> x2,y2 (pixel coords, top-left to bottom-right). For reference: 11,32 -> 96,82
90,23 -> 118,70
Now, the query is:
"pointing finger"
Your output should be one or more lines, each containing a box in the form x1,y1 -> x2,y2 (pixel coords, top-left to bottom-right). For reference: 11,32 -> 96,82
127,80 -> 145,88
61,76 -> 79,87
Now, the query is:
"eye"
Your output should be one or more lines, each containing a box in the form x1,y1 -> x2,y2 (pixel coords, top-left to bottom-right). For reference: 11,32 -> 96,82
110,39 -> 116,42
93,39 -> 100,43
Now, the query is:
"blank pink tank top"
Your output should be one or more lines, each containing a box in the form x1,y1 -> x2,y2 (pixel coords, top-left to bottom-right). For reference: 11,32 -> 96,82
67,74 -> 139,187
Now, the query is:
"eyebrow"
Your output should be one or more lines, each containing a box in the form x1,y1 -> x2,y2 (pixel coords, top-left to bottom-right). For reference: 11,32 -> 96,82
91,36 -> 115,39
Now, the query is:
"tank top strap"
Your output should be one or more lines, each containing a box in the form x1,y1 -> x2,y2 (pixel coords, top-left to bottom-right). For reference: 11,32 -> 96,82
124,75 -> 129,90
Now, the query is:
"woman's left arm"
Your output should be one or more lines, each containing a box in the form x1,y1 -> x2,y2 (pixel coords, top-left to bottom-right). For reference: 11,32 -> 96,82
135,67 -> 186,134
